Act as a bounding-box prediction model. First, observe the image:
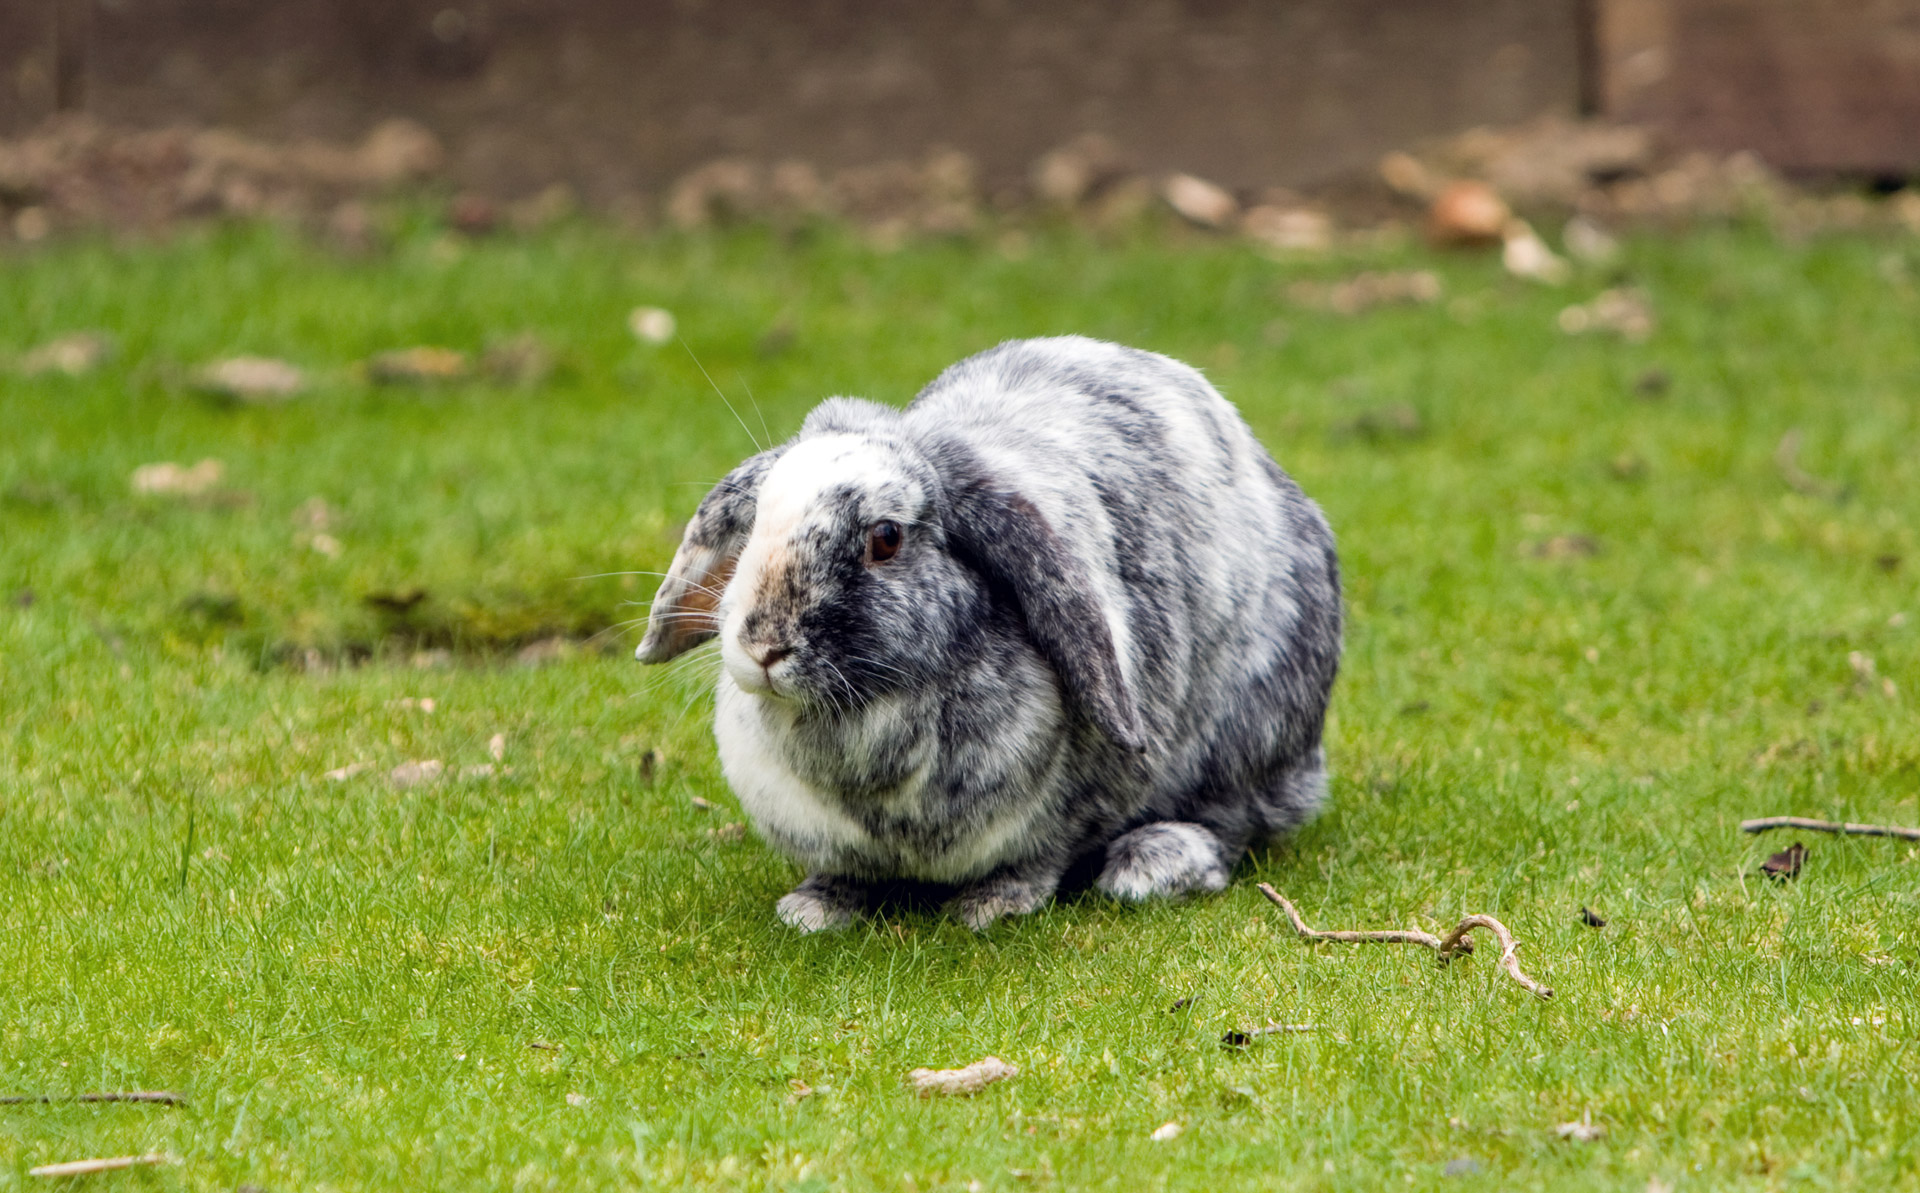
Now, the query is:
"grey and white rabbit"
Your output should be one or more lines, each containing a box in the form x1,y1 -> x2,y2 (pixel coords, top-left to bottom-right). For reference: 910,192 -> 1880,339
638,336 -> 1340,931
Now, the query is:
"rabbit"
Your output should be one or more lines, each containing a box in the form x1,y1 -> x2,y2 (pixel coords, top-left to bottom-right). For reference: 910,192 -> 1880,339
637,336 -> 1341,931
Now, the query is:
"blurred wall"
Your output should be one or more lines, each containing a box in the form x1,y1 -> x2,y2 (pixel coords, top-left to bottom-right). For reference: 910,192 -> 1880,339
2,1 -> 1583,199
9,0 -> 1916,201
1601,0 -> 1920,176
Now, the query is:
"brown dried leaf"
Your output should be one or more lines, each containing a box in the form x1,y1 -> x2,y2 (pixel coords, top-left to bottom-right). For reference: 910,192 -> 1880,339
367,346 -> 469,384
1761,841 -> 1807,882
907,1056 -> 1017,1097
196,356 -> 305,401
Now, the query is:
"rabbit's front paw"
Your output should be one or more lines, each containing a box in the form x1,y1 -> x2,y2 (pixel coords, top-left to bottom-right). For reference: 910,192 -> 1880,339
947,868 -> 1061,931
776,875 -> 866,932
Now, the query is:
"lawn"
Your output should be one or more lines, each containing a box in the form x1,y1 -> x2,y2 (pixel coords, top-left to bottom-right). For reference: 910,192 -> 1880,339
3,212 -> 1918,1191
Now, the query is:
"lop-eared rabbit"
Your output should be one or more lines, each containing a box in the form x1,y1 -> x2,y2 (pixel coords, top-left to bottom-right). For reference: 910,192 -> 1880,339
639,337 -> 1340,930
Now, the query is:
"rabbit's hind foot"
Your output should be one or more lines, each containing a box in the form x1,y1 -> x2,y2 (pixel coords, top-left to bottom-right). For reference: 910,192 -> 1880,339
1095,821 -> 1231,902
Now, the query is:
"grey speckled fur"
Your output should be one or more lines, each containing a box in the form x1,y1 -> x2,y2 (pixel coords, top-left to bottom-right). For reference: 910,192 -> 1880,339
638,336 -> 1341,931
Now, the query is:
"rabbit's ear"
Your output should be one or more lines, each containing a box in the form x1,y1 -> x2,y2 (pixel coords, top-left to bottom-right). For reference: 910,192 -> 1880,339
637,449 -> 782,663
947,483 -> 1147,753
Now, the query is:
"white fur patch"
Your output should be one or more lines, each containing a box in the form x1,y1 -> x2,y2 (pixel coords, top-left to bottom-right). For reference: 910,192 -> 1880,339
1096,822 -> 1229,902
714,678 -> 873,870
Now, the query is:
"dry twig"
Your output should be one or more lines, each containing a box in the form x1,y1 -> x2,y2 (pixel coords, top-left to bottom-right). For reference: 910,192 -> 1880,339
0,1090 -> 186,1106
1741,816 -> 1920,842
1775,429 -> 1843,499
1257,884 -> 1553,1000
1221,1021 -> 1316,1047
29,1153 -> 172,1177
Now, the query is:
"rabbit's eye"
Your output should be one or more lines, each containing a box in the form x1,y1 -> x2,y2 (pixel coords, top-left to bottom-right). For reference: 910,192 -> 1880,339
868,520 -> 903,563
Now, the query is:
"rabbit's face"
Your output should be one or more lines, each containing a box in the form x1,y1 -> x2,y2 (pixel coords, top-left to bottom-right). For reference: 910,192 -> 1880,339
717,433 -> 965,709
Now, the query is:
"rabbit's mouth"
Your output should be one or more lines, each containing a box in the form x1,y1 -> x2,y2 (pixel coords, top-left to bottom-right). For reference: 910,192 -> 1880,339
723,635 -> 797,699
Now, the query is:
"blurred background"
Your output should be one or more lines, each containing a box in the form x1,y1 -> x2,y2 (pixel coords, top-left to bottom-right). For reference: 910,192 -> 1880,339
3,0 -> 1918,242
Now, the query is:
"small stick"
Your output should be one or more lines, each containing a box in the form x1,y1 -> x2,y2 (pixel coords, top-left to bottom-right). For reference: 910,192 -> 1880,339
29,1153 -> 172,1177
1257,884 -> 1552,1000
1775,429 -> 1843,499
1740,816 -> 1920,842
0,1090 -> 187,1106
1436,914 -> 1554,999
1257,885 -> 1448,951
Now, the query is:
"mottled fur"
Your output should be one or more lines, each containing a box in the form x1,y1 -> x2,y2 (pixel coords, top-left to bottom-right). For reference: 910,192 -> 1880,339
638,337 -> 1342,930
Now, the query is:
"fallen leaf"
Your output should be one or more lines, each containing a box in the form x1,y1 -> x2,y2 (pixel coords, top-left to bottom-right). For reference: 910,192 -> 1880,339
367,346 -> 468,384
1167,996 -> 1195,1013
130,459 -> 224,497
364,588 -> 428,614
1149,1121 -> 1184,1142
481,333 -> 554,386
323,761 -> 371,782
1558,288 -> 1655,341
1161,173 -> 1237,228
516,636 -> 573,666
1609,452 -> 1647,481
1553,1116 -> 1605,1143
1427,180 -> 1509,246
688,796 -> 714,812
1502,219 -> 1570,284
1579,906 -> 1607,928
13,206 -> 50,241
1290,271 -> 1441,315
1530,534 -> 1602,560
756,319 -> 796,357
19,332 -> 115,377
1562,215 -> 1620,264
564,1092 -> 590,1108
907,1056 -> 1017,1097
390,759 -> 445,788
1333,402 -> 1424,441
708,822 -> 746,843
1761,841 -> 1807,882
629,307 -> 677,344
1377,151 -> 1439,198
196,356 -> 305,401
488,733 -> 506,761
449,193 -> 498,235
1244,205 -> 1332,251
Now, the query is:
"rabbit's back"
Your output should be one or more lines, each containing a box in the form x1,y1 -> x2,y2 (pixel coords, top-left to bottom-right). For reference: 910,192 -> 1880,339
906,337 -> 1340,821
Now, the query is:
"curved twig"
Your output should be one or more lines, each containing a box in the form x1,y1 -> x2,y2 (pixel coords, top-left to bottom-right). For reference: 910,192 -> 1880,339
1740,816 -> 1920,841
1257,884 -> 1552,1000
1436,914 -> 1554,999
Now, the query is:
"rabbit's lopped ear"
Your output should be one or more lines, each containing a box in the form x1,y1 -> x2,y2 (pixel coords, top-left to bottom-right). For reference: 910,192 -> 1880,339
946,480 -> 1147,753
636,449 -> 782,663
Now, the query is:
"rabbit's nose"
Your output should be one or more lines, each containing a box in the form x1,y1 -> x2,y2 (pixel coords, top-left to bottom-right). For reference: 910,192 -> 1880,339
750,644 -> 792,670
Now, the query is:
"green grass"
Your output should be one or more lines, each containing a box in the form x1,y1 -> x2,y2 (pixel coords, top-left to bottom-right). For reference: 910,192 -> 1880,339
3,213 -> 1919,1191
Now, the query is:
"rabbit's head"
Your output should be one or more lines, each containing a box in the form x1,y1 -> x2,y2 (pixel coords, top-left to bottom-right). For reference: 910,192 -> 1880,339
637,401 -> 1145,751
